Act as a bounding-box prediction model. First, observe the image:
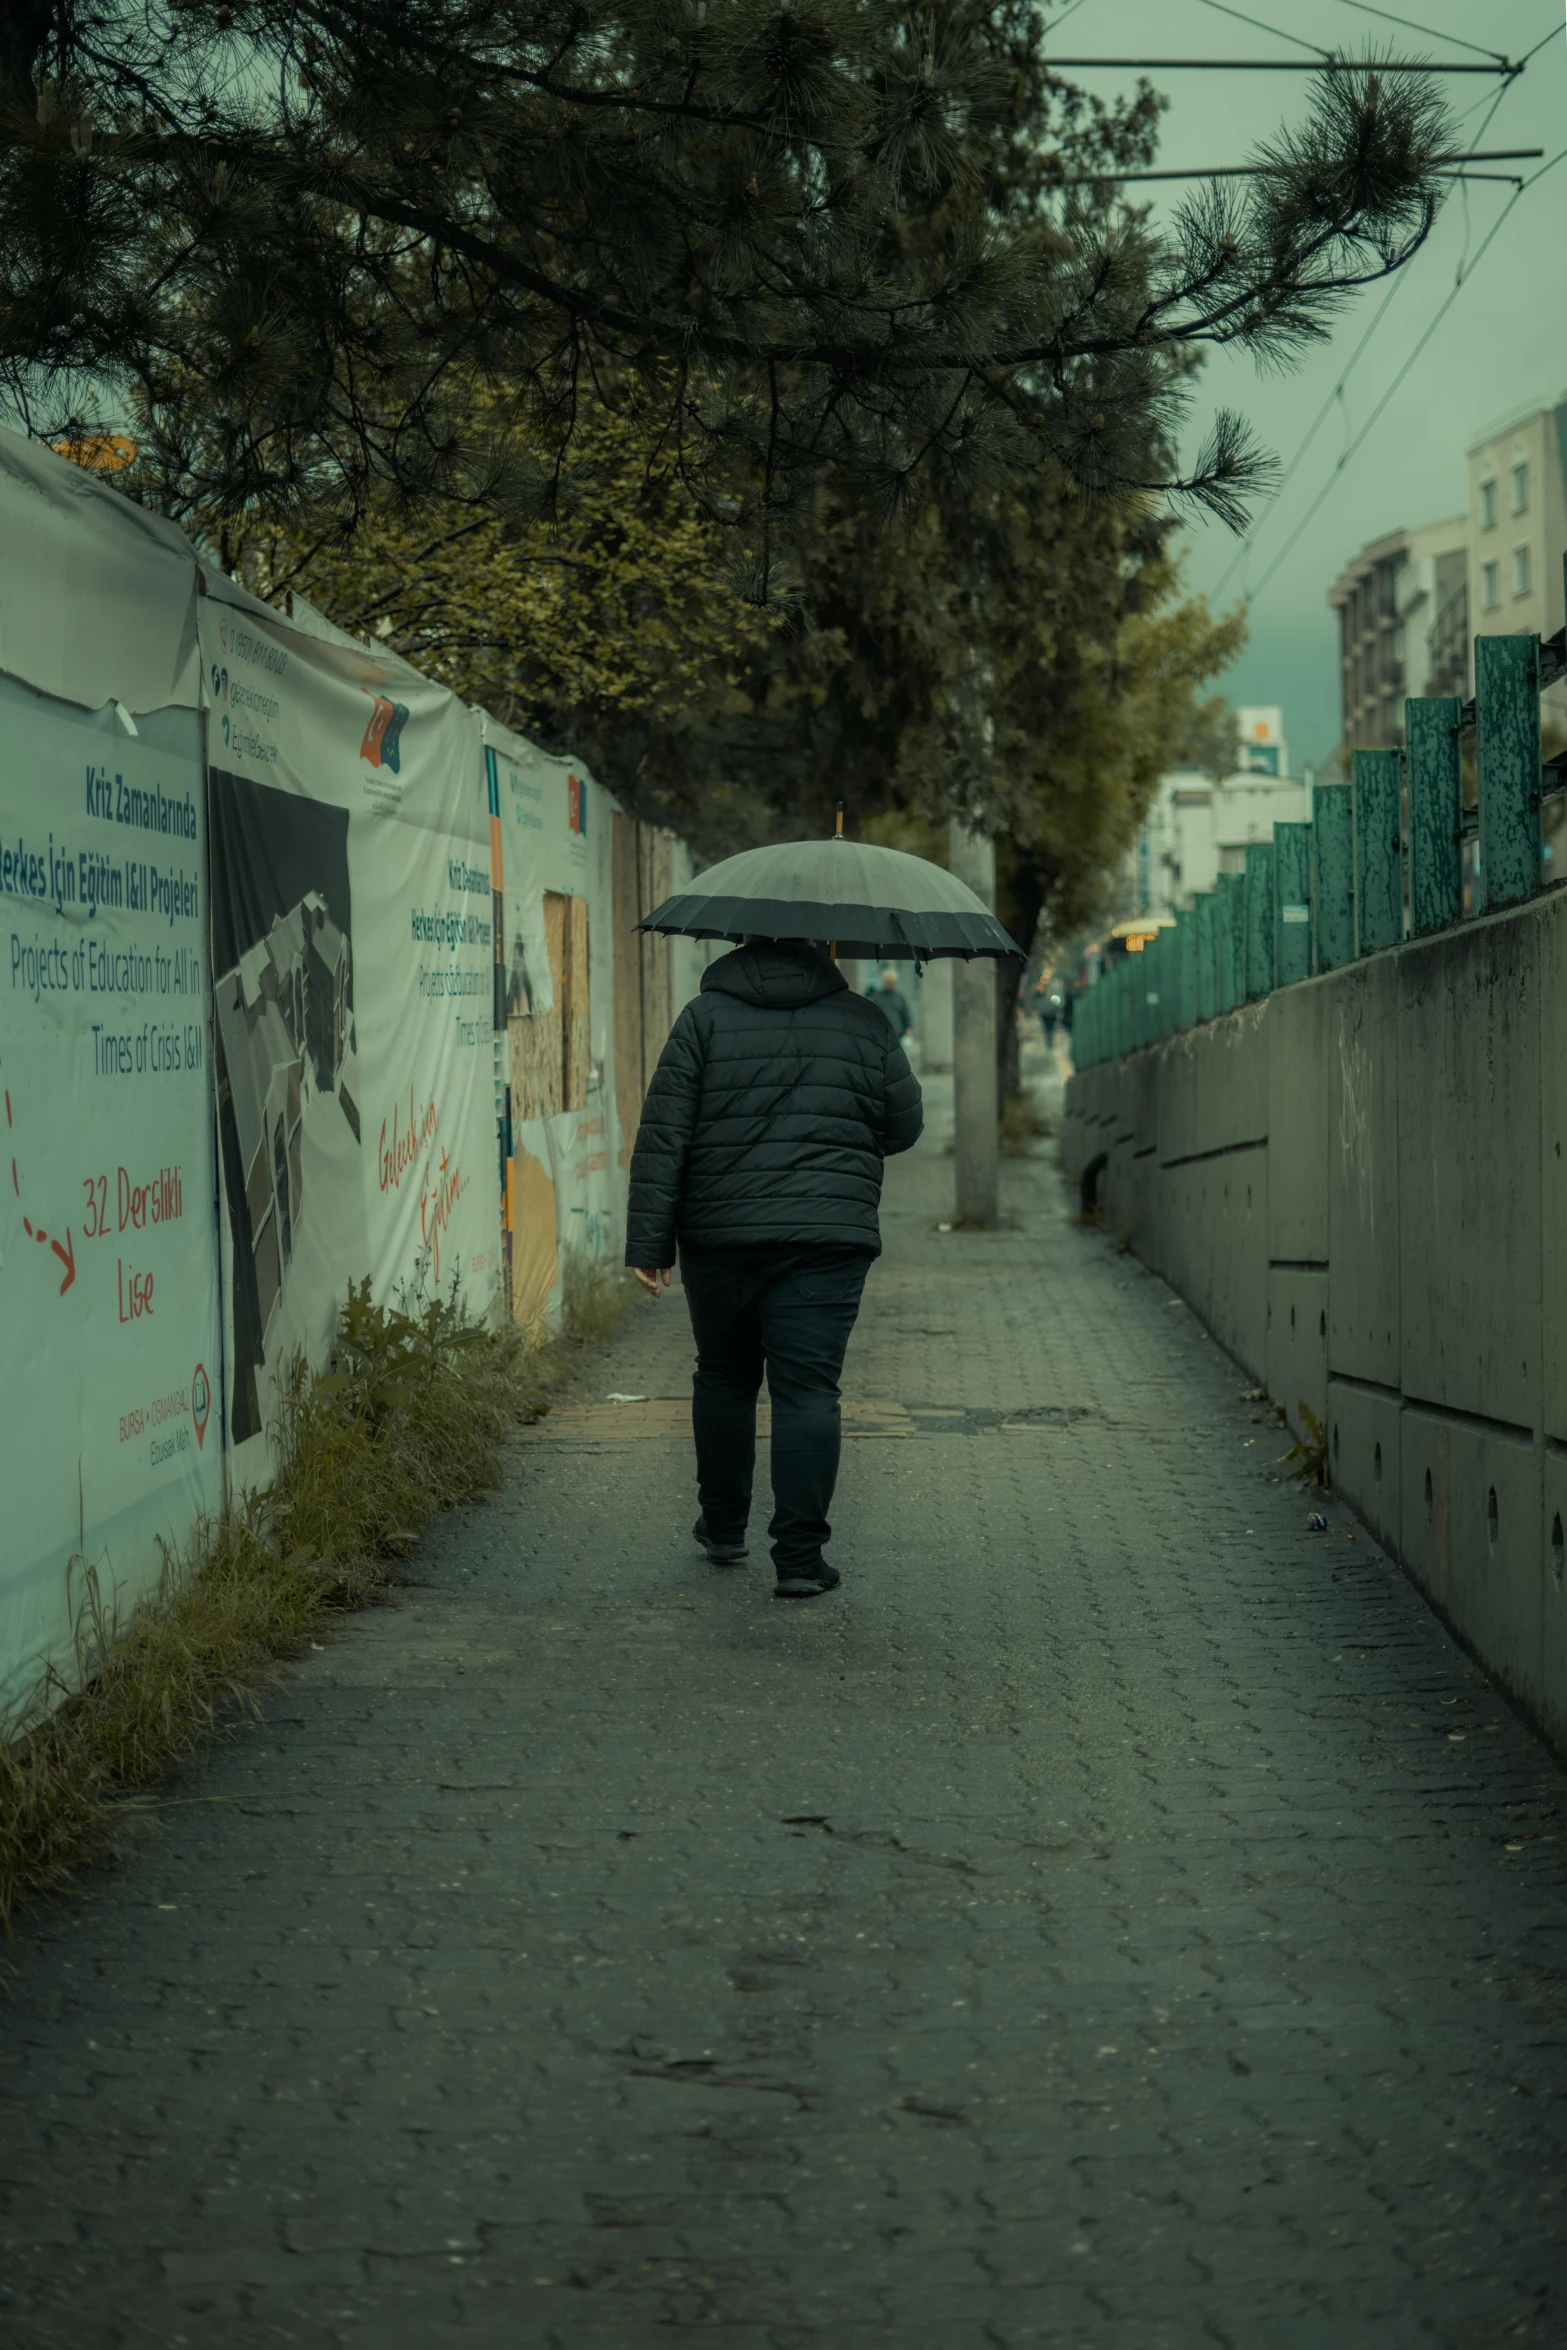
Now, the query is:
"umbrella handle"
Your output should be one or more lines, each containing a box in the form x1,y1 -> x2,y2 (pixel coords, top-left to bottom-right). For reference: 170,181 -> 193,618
830,801 -> 844,957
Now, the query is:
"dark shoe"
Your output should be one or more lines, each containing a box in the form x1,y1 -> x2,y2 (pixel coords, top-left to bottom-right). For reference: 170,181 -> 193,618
774,1563 -> 841,1599
694,1516 -> 748,1566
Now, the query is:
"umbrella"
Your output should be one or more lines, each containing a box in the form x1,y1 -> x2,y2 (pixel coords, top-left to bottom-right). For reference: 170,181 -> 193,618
636,835 -> 1023,963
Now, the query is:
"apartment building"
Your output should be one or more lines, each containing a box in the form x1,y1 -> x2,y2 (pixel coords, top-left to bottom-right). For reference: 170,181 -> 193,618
1124,720 -> 1312,921
1468,398 -> 1567,728
1329,513 -> 1469,748
1329,399 -> 1567,749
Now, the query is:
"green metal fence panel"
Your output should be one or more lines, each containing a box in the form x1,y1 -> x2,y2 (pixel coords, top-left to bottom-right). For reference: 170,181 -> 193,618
1146,932 -> 1166,1041
1244,843 -> 1275,999
1405,695 -> 1464,934
1155,929 -> 1177,1040
1194,891 -> 1218,1020
1175,908 -> 1197,1030
1272,822 -> 1313,987
1311,784 -> 1355,971
1476,633 -> 1543,909
1216,872 -> 1243,1010
1134,943 -> 1155,1048
1147,938 -> 1165,1046
1352,748 -> 1403,954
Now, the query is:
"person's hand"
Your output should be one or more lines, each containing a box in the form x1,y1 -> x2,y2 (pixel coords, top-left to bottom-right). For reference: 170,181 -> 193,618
632,1266 -> 673,1298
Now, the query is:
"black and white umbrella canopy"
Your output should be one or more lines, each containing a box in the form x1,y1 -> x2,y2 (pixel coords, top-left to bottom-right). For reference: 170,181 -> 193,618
637,837 -> 1023,962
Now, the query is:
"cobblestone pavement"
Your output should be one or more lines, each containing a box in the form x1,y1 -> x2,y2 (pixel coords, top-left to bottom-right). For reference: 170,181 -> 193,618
6,1067 -> 1567,2350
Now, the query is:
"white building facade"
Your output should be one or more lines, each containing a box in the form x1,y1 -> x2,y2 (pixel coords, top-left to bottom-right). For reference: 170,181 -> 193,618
1124,716 -> 1312,923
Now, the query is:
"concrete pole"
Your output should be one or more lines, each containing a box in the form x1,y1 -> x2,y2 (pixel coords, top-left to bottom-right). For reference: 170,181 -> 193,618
947,820 -> 998,1227
918,956 -> 954,1072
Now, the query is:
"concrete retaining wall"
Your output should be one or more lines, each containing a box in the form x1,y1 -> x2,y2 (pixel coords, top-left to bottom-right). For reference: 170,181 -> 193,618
1063,886 -> 1567,1748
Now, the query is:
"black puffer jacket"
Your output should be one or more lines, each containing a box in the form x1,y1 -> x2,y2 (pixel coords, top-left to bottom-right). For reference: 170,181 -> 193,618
626,942 -> 924,1264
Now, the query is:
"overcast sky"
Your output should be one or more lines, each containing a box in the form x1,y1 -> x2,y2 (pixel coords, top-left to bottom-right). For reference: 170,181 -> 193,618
1051,0 -> 1567,771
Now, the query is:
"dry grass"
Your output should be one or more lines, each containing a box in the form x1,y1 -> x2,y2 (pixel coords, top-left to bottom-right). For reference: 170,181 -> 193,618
561,1253 -> 636,1347
999,1086 -> 1050,1157
0,1270 -> 617,1936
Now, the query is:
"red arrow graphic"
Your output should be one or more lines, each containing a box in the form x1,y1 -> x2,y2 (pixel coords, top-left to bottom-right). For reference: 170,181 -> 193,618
3,1056 -> 77,1300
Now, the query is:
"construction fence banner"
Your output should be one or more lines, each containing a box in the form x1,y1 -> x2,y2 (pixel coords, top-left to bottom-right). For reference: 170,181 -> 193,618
198,584 -> 504,1481
0,676 -> 222,1711
482,714 -> 622,1334
0,428 -> 697,1717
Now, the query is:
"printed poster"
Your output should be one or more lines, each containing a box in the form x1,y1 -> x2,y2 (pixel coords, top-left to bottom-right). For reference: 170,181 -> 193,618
200,589 -> 502,1475
484,718 -> 622,1324
0,678 -> 222,1709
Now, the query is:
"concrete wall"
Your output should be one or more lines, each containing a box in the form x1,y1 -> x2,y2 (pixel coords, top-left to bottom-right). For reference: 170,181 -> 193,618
1063,886 -> 1567,1750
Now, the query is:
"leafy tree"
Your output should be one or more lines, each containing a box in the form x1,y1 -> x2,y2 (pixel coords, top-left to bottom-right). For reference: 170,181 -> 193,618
1,1 -> 1453,545
224,402 -> 782,729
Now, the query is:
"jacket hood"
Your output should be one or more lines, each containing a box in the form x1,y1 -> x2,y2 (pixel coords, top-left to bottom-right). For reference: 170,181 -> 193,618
700,939 -> 847,1012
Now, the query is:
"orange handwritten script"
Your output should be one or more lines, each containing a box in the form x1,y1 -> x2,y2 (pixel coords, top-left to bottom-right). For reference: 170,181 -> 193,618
378,1090 -> 438,1192
420,1146 -> 469,1285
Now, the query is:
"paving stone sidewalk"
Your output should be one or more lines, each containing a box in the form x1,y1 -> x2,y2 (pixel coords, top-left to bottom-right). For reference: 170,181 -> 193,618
5,1069 -> 1567,2350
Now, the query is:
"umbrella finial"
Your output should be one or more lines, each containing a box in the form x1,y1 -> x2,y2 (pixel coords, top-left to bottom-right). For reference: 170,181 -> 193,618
835,801 -> 844,839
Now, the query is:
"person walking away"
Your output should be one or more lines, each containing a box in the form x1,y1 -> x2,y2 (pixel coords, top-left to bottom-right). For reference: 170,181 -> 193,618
867,964 -> 912,1042
1032,975 -> 1058,1048
626,938 -> 923,1598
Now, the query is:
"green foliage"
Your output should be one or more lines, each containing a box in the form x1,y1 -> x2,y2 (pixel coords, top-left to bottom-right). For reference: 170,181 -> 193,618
0,1276 -> 578,1934
225,403 -> 783,732
1,5 -> 1453,542
1282,1403 -> 1331,1489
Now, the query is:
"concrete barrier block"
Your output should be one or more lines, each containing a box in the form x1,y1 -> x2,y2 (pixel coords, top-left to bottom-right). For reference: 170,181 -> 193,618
1541,896 -> 1567,1442
1128,1046 -> 1161,1164
1268,1269 -> 1328,1439
1399,1406 -> 1544,1718
1540,1447 -> 1567,1747
1171,1023 -> 1211,1167
1328,956 -> 1400,1388
1206,999 -> 1269,1152
1105,1133 -> 1138,1244
1328,1378 -> 1402,1556
1398,908 -> 1542,1431
1136,1150 -> 1171,1280
1213,1145 -> 1268,1378
1267,978 -> 1330,1263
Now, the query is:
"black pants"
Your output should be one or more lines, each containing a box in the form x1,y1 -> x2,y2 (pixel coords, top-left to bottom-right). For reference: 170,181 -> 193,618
678,1244 -> 872,1575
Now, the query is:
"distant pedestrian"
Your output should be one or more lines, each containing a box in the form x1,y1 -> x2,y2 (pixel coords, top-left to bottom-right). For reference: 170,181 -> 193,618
867,964 -> 912,1042
626,938 -> 923,1599
1033,977 -> 1062,1047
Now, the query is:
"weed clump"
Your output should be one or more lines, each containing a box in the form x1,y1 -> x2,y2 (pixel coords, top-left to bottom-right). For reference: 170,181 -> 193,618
0,1274 -> 593,1933
1282,1402 -> 1330,1489
999,1087 -> 1050,1157
562,1254 -> 635,1346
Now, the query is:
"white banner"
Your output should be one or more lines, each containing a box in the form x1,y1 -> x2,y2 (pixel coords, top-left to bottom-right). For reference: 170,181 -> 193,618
0,678 -> 222,1709
483,717 -> 623,1329
200,587 -> 502,1477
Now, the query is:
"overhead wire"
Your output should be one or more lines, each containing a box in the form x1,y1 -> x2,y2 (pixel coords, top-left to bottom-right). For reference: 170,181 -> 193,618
1208,18 -> 1557,598
1208,268 -> 1414,602
1324,0 -> 1508,64
1188,0 -> 1331,56
1243,142 -> 1567,608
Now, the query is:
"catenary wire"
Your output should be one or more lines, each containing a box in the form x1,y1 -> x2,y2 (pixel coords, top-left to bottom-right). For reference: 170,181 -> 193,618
1057,148 -> 1538,182
1324,0 -> 1508,64
1243,143 -> 1567,608
1188,0 -> 1332,57
1208,30 -> 1551,599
